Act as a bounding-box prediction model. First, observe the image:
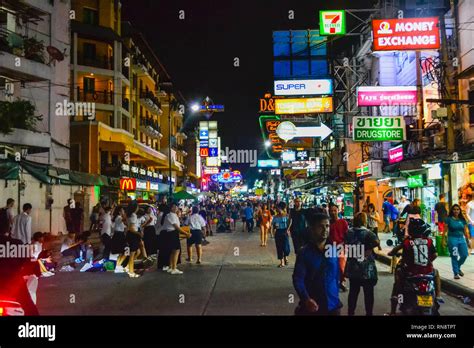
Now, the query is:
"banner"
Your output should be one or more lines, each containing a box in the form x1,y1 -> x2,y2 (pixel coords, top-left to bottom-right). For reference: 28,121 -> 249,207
275,97 -> 333,114
372,17 -> 440,51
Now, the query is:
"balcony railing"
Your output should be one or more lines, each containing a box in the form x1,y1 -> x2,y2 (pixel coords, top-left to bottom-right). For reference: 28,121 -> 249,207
139,89 -> 161,114
77,87 -> 114,105
139,118 -> 162,139
0,28 -> 47,64
77,54 -> 114,70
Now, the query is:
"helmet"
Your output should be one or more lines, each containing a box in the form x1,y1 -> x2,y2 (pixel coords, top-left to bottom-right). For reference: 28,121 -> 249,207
408,218 -> 431,238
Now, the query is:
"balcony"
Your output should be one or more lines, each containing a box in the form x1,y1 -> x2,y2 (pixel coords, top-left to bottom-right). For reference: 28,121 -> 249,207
76,87 -> 114,105
139,118 -> 162,139
122,98 -> 130,111
77,54 -> 114,70
0,28 -> 51,81
139,89 -> 162,115
176,144 -> 188,156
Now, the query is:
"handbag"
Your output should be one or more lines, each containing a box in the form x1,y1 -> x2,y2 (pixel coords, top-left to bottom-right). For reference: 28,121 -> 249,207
179,225 -> 191,239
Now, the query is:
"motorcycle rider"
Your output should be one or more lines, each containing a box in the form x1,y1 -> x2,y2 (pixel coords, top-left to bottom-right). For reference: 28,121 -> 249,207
387,218 -> 443,315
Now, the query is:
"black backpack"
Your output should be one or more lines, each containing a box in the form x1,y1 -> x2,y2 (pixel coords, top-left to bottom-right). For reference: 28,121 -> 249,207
0,208 -> 9,234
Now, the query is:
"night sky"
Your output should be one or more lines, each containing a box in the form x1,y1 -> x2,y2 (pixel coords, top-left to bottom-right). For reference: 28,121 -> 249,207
121,0 -> 377,180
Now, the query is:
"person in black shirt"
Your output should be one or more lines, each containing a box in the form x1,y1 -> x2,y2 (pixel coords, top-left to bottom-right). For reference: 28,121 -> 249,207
288,198 -> 307,254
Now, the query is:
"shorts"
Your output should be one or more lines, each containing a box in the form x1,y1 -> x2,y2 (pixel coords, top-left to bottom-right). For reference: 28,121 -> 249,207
126,232 -> 141,252
187,229 -> 203,246
161,230 -> 181,251
111,231 -> 127,254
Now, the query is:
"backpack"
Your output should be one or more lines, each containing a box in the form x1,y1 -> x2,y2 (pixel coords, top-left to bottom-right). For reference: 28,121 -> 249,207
0,208 -> 9,234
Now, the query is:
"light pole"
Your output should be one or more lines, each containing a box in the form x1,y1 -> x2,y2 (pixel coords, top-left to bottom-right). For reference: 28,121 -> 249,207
159,82 -> 176,203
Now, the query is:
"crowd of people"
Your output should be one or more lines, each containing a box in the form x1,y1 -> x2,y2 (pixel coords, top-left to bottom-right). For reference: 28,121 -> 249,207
1,192 -> 473,316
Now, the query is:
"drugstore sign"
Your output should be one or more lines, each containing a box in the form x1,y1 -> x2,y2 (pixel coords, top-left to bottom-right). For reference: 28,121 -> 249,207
353,116 -> 406,142
372,17 -> 440,51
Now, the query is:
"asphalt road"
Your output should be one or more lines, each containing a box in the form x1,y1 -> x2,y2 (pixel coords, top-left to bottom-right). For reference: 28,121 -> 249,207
37,223 -> 474,316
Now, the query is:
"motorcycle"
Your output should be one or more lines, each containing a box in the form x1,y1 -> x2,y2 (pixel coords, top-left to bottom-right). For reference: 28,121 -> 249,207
398,273 -> 440,316
0,299 -> 25,316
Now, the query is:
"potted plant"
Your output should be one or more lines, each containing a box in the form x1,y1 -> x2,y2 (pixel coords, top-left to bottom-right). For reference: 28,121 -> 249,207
22,37 -> 45,64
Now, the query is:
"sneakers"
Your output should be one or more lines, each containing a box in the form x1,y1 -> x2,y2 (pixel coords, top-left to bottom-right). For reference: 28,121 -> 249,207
114,266 -> 125,273
166,268 -> 173,273
128,272 -> 140,278
41,271 -> 54,278
170,269 -> 183,275
454,274 -> 461,279
162,266 -> 170,272
458,270 -> 464,277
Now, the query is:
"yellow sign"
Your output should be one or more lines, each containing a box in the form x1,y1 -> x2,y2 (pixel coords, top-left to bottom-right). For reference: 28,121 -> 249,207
255,188 -> 264,196
275,97 -> 333,114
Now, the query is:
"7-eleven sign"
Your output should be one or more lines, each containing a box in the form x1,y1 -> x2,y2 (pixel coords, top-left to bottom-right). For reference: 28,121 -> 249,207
320,10 -> 346,35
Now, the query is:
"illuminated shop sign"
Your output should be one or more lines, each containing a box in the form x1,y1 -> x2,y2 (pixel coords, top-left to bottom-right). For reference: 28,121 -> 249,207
357,86 -> 417,106
319,10 -> 346,35
388,145 -> 404,164
274,79 -> 333,96
275,97 -> 333,114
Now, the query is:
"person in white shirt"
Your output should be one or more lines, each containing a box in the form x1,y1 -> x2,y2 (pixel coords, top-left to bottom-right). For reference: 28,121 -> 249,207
11,203 -> 32,244
125,202 -> 141,278
100,206 -> 113,260
111,207 -> 128,273
142,206 -> 158,258
161,203 -> 187,275
186,206 -> 207,264
398,196 -> 410,215
466,194 -> 474,255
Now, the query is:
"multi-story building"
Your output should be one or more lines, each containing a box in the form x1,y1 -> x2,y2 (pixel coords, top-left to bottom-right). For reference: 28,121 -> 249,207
70,0 -> 190,204
0,0 -> 85,234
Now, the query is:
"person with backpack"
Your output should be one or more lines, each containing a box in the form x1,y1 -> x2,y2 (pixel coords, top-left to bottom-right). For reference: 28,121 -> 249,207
344,212 -> 380,316
0,198 -> 15,236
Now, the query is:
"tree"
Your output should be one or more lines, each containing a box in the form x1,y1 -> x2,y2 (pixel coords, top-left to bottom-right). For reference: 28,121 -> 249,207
0,100 -> 42,135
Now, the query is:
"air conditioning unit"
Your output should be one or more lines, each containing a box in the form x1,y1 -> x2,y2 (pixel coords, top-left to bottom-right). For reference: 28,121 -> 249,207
5,82 -> 14,95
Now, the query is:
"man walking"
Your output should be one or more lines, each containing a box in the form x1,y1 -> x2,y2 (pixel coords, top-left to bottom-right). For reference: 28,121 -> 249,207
244,202 -> 254,233
329,204 -> 349,292
435,194 -> 448,234
0,198 -> 15,236
288,198 -> 306,254
11,203 -> 33,244
292,211 -> 342,315
382,198 -> 393,233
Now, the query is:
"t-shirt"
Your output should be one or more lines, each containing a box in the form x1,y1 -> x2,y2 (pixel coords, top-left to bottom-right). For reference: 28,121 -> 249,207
467,201 -> 474,224
329,219 -> 349,245
434,202 -> 448,223
289,209 -> 306,234
382,201 -> 392,215
367,212 -> 379,228
402,237 -> 436,275
272,215 -> 289,230
113,216 -> 126,232
162,212 -> 180,231
127,213 -> 139,231
101,213 -> 112,236
244,207 -> 253,220
189,214 -> 206,230
445,217 -> 467,238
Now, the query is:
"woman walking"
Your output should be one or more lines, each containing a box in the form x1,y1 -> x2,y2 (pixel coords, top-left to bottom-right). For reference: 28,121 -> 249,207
231,204 -> 239,231
111,207 -> 128,273
125,201 -> 141,278
367,203 -> 382,250
161,203 -> 187,275
142,206 -> 158,258
271,202 -> 291,268
344,212 -> 380,316
443,204 -> 471,279
258,204 -> 272,247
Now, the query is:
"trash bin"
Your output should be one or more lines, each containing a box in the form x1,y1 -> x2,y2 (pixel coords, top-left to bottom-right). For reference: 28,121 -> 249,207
435,234 -> 449,256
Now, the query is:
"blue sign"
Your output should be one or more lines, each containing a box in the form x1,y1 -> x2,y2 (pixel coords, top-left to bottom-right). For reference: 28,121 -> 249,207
257,160 -> 280,168
200,105 -> 225,112
199,129 -> 209,139
209,148 -> 219,157
200,140 -> 209,148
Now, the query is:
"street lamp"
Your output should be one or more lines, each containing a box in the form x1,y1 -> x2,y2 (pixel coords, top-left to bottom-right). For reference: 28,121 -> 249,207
159,82 -> 177,202
191,103 -> 200,112
264,140 -> 272,148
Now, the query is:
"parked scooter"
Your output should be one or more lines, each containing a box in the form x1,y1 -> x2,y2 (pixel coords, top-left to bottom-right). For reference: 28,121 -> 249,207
398,273 -> 440,316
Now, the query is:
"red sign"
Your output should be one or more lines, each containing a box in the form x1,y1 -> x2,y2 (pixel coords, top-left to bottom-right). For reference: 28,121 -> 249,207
120,178 -> 136,190
372,17 -> 440,51
388,146 -> 404,164
200,148 -> 209,157
357,86 -> 418,106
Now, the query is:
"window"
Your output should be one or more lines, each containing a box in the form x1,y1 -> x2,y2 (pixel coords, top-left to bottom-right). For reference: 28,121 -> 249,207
83,8 -> 99,25
122,116 -> 128,132
83,43 -> 96,60
470,90 -> 474,125
70,144 -> 80,171
83,77 -> 95,94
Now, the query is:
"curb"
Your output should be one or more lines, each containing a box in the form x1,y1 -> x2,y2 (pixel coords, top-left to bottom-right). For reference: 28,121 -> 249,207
375,253 -> 474,299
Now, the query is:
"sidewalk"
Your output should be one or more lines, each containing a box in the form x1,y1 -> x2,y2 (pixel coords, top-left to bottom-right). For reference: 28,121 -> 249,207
376,232 -> 474,299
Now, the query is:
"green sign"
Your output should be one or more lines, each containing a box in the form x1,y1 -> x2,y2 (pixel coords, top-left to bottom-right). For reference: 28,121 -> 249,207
320,10 -> 346,35
407,174 -> 424,188
343,192 -> 354,218
356,162 -> 371,177
352,116 -> 406,142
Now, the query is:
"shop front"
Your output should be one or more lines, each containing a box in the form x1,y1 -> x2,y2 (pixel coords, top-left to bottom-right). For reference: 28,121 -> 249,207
450,161 -> 474,211
119,177 -> 168,204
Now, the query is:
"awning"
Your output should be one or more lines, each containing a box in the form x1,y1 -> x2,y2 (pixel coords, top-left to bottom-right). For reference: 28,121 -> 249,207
455,65 -> 474,80
21,160 -> 52,184
0,161 -> 19,180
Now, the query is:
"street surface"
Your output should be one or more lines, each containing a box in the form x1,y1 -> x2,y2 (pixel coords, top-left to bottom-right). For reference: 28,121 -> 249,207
37,222 -> 474,316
